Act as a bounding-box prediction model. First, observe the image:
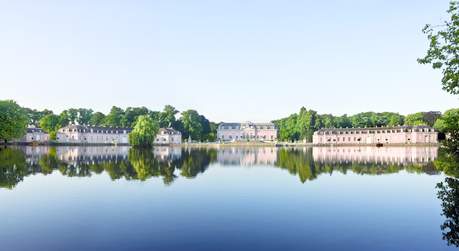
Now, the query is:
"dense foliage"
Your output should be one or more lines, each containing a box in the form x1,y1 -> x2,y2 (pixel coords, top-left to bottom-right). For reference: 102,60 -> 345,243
273,107 -> 409,142
6,102 -> 216,142
418,1 -> 459,95
434,108 -> 459,154
0,100 -> 28,142
0,99 -> 454,144
179,110 -> 214,142
128,116 -> 159,147
39,114 -> 61,140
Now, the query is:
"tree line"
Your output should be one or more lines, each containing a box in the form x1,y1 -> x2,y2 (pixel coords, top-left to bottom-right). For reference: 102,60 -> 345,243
0,99 -> 457,146
0,100 -> 217,143
273,107 -> 456,142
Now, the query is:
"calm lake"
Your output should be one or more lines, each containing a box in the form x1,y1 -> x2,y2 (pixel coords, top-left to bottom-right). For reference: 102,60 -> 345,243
0,145 -> 457,251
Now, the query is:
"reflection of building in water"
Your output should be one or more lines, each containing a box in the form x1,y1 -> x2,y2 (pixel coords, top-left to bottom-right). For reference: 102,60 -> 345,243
56,146 -> 130,164
217,147 -> 278,166
21,146 -> 52,165
153,147 -> 182,161
313,146 -> 438,165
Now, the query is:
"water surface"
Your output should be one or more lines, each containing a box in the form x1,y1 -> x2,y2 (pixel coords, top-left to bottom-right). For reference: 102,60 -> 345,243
0,146 -> 457,251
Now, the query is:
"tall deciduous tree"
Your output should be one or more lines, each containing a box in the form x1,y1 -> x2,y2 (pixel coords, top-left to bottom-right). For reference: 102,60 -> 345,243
0,100 -> 28,143
77,108 -> 93,125
435,108 -> 459,154
418,1 -> 459,95
159,105 -> 179,128
23,108 -> 53,127
405,112 -> 441,127
128,115 -> 159,147
105,106 -> 125,127
89,112 -> 106,126
39,114 -> 61,140
180,110 -> 204,141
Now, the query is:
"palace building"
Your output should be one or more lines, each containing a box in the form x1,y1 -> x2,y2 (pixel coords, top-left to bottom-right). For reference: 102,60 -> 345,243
57,125 -> 131,145
217,122 -> 278,142
312,125 -> 438,145
154,128 -> 182,145
13,127 -> 50,144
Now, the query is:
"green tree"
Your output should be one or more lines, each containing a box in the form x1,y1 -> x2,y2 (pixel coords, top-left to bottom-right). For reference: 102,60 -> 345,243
435,108 -> 459,154
405,112 -> 427,126
336,114 -> 352,128
59,109 -> 79,125
206,122 -> 218,141
180,110 -> 204,141
104,106 -> 125,127
273,114 -> 300,141
122,107 -> 151,128
24,108 -> 53,127
128,115 -> 159,147
159,105 -> 179,128
405,112 -> 440,127
0,100 -> 28,143
39,114 -> 61,140
89,112 -> 106,126
418,1 -> 459,95
77,108 -> 93,125
58,111 -> 71,127
319,114 -> 335,128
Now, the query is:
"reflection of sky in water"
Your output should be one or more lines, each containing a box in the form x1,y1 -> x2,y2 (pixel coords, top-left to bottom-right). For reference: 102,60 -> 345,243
0,146 -> 456,251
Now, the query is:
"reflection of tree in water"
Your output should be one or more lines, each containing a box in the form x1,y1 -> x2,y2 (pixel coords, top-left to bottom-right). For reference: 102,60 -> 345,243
275,148 -> 317,183
275,148 -> 439,183
128,148 -> 178,184
178,148 -> 216,178
0,147 -> 27,189
436,151 -> 459,247
0,146 -> 449,189
0,147 -> 219,188
437,177 -> 459,247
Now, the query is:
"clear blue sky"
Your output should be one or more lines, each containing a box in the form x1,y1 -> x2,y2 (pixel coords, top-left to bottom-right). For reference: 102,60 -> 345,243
0,0 -> 457,122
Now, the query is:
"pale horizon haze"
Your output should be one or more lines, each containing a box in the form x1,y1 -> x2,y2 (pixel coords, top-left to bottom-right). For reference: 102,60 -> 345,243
1,0 -> 458,122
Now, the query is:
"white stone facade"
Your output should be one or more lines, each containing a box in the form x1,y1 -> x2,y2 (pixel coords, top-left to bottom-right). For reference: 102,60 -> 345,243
57,125 -> 131,145
217,122 -> 278,142
13,127 -> 50,144
313,126 -> 438,145
154,128 -> 182,145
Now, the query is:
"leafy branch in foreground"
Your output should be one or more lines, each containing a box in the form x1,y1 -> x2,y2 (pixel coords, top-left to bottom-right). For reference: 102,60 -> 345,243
418,1 -> 459,95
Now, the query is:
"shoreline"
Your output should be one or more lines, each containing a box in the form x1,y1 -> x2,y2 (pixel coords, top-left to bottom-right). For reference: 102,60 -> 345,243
1,142 -> 440,147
